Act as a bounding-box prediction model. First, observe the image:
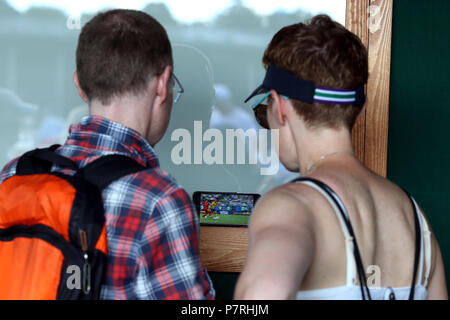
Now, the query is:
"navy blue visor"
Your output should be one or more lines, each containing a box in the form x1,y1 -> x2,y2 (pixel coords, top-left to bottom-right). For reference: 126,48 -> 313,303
245,65 -> 366,107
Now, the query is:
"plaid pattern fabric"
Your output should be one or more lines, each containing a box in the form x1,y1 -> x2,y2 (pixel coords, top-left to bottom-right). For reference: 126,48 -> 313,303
0,116 -> 215,300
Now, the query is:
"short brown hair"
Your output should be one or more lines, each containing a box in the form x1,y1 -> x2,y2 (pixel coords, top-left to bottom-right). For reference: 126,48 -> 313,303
76,9 -> 173,105
263,15 -> 368,130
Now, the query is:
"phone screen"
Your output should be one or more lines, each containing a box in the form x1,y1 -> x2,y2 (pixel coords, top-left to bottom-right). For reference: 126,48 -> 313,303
193,191 -> 260,227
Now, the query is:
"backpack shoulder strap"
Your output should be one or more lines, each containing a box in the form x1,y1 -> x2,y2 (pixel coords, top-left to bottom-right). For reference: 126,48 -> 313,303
77,154 -> 147,191
401,188 -> 422,300
16,145 -> 77,175
16,147 -> 146,190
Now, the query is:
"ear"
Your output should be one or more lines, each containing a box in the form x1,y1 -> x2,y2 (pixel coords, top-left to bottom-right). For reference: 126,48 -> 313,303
73,71 -> 89,103
270,89 -> 288,127
154,65 -> 172,106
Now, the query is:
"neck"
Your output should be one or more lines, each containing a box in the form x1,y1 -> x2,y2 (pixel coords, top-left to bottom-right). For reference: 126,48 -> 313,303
291,122 -> 356,175
89,93 -> 154,138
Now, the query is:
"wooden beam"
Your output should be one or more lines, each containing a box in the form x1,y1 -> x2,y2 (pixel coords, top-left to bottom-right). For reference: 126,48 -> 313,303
364,0 -> 393,177
347,0 -> 369,163
200,226 -> 248,272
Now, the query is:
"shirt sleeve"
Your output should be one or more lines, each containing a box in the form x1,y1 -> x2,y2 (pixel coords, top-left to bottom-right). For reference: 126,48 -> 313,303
135,187 -> 215,300
0,158 -> 18,183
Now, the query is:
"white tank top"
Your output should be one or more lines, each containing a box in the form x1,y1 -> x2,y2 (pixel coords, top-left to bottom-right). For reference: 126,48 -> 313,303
294,179 -> 432,300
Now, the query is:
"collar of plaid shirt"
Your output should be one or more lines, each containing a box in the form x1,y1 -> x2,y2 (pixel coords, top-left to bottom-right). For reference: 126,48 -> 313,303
67,115 -> 160,169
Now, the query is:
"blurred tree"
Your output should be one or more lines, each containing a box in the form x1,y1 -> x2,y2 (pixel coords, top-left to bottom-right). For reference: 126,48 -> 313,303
24,6 -> 67,22
0,0 -> 19,16
267,9 -> 313,31
213,1 -> 262,30
292,8 -> 315,23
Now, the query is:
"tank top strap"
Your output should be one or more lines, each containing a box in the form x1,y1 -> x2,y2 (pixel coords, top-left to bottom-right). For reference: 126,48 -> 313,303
292,178 -> 358,287
409,196 -> 432,287
292,178 -> 429,300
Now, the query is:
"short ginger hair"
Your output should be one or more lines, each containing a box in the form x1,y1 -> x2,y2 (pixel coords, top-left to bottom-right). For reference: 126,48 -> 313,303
263,15 -> 368,130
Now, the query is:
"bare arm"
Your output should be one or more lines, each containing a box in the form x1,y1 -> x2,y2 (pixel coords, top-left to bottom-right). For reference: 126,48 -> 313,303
416,207 -> 448,300
234,188 -> 315,300
427,233 -> 448,300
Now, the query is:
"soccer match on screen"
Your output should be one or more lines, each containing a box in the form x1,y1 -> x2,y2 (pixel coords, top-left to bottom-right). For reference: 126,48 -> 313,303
199,193 -> 255,226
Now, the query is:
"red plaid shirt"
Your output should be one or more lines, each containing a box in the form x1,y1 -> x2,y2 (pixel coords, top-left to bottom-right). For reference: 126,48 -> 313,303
0,116 -> 215,300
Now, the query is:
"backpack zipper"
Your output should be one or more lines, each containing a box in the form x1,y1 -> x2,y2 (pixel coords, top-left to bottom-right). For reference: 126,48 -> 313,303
79,230 -> 91,295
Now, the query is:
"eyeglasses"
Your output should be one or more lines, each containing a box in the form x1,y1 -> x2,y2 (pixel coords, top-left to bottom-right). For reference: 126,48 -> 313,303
250,91 -> 289,129
171,72 -> 184,103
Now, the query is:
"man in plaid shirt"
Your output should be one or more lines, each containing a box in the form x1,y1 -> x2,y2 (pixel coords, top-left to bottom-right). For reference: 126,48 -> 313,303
0,9 -> 214,299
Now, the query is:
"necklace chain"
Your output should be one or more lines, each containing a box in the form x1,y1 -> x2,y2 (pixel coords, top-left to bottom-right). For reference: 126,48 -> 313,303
305,151 -> 355,175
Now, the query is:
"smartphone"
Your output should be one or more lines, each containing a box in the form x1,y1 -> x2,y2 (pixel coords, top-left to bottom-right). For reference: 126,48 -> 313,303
192,191 -> 261,227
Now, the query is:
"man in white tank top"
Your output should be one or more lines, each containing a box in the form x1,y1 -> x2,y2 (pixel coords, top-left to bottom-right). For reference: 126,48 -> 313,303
234,15 -> 447,300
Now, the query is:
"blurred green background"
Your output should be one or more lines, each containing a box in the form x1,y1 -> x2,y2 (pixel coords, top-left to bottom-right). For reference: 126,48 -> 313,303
387,0 -> 450,295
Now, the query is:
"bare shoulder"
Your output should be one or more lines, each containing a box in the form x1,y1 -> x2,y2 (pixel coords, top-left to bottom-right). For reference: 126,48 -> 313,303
250,182 -> 319,233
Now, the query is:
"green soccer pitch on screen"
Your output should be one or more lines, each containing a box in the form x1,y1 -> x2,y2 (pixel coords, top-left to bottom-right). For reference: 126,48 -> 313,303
193,191 -> 260,227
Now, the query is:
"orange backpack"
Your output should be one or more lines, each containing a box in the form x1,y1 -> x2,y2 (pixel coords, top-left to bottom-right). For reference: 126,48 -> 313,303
0,146 -> 145,300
